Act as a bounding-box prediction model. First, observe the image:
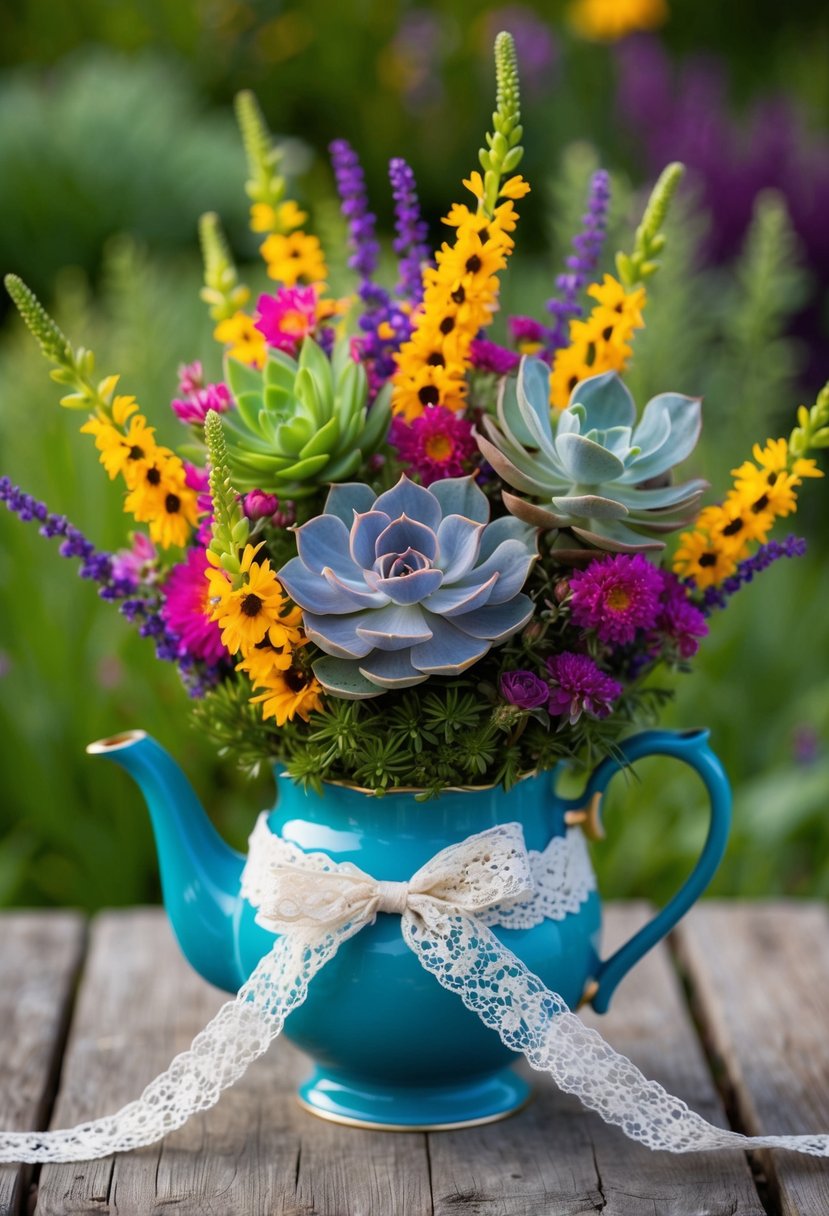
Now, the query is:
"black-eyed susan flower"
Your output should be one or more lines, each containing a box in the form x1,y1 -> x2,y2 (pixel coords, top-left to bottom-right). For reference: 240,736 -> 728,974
260,231 -> 328,287
251,665 -> 324,726
213,311 -> 267,368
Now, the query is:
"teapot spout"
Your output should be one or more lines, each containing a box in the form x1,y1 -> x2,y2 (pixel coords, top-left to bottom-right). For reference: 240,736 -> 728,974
87,730 -> 245,992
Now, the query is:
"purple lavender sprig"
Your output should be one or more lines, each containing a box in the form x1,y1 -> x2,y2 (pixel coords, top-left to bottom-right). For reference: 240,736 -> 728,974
700,536 -> 807,614
389,157 -> 431,305
120,594 -> 224,697
0,476 -> 135,600
546,168 -> 611,354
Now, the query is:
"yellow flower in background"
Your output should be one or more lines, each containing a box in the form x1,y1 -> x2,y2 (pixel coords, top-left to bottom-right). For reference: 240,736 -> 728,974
260,230 -> 328,286
252,665 -> 324,725
249,198 -> 308,235
550,275 -> 645,410
214,311 -> 267,367
569,0 -> 668,42
81,408 -> 158,484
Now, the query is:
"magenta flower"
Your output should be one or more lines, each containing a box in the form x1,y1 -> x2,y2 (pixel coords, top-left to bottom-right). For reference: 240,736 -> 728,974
389,406 -> 477,486
508,315 -> 548,349
470,338 -> 520,376
546,652 -> 623,724
500,669 -> 550,709
255,286 -> 319,355
111,532 -> 157,586
657,572 -> 708,658
171,381 -> 231,425
177,361 -> 204,397
569,553 -> 663,645
244,489 -> 280,520
160,548 -> 226,665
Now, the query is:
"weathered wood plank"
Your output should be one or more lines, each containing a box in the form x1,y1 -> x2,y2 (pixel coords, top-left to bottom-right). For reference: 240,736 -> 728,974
0,911 -> 85,1216
428,903 -> 765,1215
674,901 -> 829,1216
35,909 -> 431,1216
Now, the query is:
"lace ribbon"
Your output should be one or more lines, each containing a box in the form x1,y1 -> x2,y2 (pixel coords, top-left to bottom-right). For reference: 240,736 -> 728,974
0,819 -> 827,1162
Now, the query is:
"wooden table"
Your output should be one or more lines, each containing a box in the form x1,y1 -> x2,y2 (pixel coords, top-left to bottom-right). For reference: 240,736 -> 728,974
1,903 -> 828,1215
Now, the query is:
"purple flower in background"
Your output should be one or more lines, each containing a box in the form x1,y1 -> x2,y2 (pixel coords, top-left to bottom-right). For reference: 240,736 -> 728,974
657,572 -> 708,658
484,7 -> 558,98
700,535 -> 807,614
508,315 -> 548,351
329,138 -> 381,281
569,553 -> 662,645
111,532 -> 157,587
389,157 -> 431,305
388,11 -> 444,112
500,669 -> 551,710
546,652 -> 623,724
470,338 -> 521,376
546,168 -> 611,353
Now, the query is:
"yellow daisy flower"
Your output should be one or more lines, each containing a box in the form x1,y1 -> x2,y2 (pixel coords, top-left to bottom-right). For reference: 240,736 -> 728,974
251,665 -> 324,726
214,311 -> 267,368
260,231 -> 328,286
672,529 -> 738,589
80,412 -> 158,484
123,456 -> 200,549
211,554 -> 293,655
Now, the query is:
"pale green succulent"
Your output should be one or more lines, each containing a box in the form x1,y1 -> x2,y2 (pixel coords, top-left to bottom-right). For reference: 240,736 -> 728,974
475,361 -> 707,554
221,338 -> 391,497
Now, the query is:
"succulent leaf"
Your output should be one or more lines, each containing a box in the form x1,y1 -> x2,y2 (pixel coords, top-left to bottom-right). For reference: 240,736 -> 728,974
477,359 -> 706,555
278,474 -> 537,697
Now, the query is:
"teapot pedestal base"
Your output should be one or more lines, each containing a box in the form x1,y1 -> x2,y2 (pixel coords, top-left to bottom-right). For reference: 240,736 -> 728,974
297,1066 -> 531,1131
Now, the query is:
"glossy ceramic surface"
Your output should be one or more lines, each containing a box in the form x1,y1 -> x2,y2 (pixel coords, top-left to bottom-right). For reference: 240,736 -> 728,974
89,727 -> 732,1128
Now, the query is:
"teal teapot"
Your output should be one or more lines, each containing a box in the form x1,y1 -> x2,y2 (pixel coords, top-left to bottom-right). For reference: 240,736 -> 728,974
89,725 -> 731,1129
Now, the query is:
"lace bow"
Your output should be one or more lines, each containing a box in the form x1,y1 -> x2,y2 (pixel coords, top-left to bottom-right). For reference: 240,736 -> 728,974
0,819 -> 827,1163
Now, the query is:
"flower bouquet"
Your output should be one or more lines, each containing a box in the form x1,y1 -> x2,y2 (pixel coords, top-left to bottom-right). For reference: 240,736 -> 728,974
2,32 -> 829,1151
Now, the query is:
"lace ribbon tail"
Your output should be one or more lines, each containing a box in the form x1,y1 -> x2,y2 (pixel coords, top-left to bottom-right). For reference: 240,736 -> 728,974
0,925 -> 347,1164
403,910 -> 829,1158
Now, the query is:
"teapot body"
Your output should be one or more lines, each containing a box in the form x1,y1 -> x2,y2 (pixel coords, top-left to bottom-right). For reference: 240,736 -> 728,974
233,769 -> 601,1128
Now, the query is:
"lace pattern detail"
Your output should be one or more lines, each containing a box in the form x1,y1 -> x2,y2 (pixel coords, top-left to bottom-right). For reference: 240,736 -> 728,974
0,816 -> 827,1163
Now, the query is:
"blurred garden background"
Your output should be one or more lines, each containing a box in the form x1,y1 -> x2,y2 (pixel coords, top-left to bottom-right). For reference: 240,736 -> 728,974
1,0 -> 828,911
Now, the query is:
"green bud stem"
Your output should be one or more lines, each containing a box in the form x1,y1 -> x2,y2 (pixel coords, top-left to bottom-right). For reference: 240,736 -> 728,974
205,409 -> 250,585
198,212 -> 249,323
789,382 -> 829,458
478,32 -> 524,218
616,162 -> 684,288
235,89 -> 286,210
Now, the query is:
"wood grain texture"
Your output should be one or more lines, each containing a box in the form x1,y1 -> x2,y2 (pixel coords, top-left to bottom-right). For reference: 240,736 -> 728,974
674,901 -> 829,1216
0,912 -> 85,1216
34,909 -> 431,1216
427,903 -> 764,1216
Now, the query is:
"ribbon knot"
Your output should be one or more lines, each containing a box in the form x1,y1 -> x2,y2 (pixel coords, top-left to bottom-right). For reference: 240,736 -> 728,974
375,880 -> 409,916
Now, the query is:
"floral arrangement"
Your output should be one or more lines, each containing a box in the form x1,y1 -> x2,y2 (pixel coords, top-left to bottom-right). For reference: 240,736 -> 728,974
3,33 -> 827,798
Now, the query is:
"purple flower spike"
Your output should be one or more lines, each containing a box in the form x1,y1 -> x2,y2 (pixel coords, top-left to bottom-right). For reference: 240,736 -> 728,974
546,652 -> 623,724
700,536 -> 807,615
330,138 -> 381,284
546,169 -> 611,354
389,157 -> 431,305
500,670 -> 550,710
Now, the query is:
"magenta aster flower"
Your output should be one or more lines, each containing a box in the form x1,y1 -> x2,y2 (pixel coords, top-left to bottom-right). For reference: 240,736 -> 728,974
569,554 -> 663,646
389,406 -> 477,486
255,286 -> 319,354
658,572 -> 708,658
470,338 -> 520,376
500,669 -> 550,709
171,381 -> 231,425
546,652 -> 622,724
111,532 -> 157,586
160,548 -> 226,665
508,315 -> 548,350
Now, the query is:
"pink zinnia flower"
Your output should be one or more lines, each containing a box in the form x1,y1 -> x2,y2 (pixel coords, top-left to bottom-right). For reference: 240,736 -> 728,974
171,381 -> 231,425
255,286 -> 319,354
389,406 -> 477,486
569,554 -> 663,646
546,652 -> 623,724
111,532 -> 157,587
160,548 -> 226,665
470,338 -> 520,376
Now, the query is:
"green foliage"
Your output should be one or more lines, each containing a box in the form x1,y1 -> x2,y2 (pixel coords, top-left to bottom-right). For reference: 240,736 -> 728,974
789,381 -> 829,458
204,410 -> 250,584
480,32 -> 524,215
199,213 -> 249,324
0,49 -> 250,296
617,163 -> 684,288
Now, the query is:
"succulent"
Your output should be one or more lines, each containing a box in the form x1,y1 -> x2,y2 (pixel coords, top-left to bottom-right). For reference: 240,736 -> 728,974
278,474 -> 537,698
475,361 -> 707,554
220,337 -> 390,496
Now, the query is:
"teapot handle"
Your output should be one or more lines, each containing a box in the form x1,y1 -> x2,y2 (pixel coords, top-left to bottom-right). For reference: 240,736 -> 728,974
563,728 -> 731,1014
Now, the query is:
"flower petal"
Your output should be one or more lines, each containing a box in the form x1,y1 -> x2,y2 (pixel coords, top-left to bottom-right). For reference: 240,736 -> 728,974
435,514 -> 484,581
409,616 -> 491,674
373,474 -> 442,532
451,595 -> 534,642
355,603 -> 433,651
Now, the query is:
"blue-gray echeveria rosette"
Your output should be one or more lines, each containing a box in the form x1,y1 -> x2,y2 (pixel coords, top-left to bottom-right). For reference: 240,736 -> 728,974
475,360 -> 708,554
277,474 -> 537,698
